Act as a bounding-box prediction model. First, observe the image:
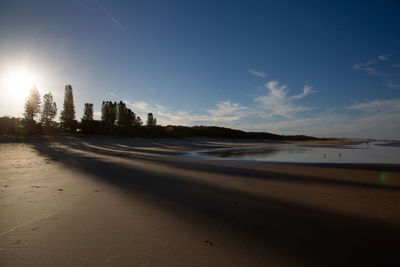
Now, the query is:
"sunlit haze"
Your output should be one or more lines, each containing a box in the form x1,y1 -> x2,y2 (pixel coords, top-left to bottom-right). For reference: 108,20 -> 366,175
0,0 -> 399,139
1,67 -> 36,100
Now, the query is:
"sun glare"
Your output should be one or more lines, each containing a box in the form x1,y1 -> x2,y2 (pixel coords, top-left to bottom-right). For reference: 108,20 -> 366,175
1,68 -> 36,102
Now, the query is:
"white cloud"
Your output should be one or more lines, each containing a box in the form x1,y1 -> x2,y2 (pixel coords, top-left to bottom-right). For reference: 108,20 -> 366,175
254,81 -> 311,118
95,94 -> 400,139
292,84 -> 314,99
248,69 -> 267,78
347,99 -> 400,113
207,101 -> 247,118
245,113 -> 345,136
387,82 -> 400,89
245,98 -> 400,139
73,0 -> 126,32
243,109 -> 400,139
96,1 -> 127,32
93,111 -> 102,120
344,113 -> 400,139
379,54 -> 389,61
353,59 -> 379,75
353,55 -> 400,88
124,100 -> 248,127
107,83 -> 399,139
128,101 -> 152,112
72,0 -> 94,13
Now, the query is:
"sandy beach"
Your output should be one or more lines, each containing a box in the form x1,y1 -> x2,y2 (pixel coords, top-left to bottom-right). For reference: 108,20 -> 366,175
1,137 -> 399,266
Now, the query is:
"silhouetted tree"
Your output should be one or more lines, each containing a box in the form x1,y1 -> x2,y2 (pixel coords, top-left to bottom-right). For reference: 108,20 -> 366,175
81,103 -> 100,134
117,101 -> 135,127
40,92 -> 57,126
134,116 -> 143,126
23,86 -> 41,122
146,112 -> 157,126
82,103 -> 94,121
60,84 -> 77,131
101,101 -> 117,126
0,116 -> 20,135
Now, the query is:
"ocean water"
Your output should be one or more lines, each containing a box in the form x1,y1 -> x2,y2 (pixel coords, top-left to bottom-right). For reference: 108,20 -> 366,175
198,142 -> 400,164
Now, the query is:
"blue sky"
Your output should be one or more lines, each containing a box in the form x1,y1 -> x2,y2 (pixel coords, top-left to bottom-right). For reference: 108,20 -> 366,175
0,0 -> 400,139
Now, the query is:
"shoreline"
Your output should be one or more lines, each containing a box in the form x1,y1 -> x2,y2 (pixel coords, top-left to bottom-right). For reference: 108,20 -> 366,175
1,137 -> 399,266
193,140 -> 400,165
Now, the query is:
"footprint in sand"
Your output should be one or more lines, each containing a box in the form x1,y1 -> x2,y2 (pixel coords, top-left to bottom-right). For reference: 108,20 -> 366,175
204,240 -> 214,246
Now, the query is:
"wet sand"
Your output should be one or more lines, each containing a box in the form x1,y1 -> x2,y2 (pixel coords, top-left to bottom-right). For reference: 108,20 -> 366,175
1,137 -> 399,266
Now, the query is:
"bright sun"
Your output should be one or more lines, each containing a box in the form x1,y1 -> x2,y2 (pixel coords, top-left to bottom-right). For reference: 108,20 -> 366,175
1,68 -> 37,101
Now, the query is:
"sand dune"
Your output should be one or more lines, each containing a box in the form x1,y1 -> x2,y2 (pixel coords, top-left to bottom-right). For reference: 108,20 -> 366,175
1,137 -> 399,266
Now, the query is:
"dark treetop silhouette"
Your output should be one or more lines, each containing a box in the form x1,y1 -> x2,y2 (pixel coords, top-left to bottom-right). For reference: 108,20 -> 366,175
82,103 -> 94,121
23,86 -> 41,122
40,92 -> 57,127
0,84 -> 317,140
60,85 -> 76,132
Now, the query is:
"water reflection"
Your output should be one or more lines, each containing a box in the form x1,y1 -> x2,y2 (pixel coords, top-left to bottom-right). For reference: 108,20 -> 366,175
199,142 -> 400,164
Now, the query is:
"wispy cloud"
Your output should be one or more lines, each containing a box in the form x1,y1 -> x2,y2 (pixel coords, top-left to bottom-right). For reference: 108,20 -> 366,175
244,112 -> 345,136
72,0 -> 93,13
254,81 -> 311,118
387,83 -> 400,89
125,100 -> 249,127
353,59 -> 379,75
248,69 -> 267,78
379,54 -> 389,61
353,55 -> 400,89
292,84 -> 314,99
347,99 -> 400,113
127,101 -> 152,112
208,101 -> 247,117
113,93 -> 400,139
247,111 -> 400,139
72,0 -> 127,32
95,0 -> 127,32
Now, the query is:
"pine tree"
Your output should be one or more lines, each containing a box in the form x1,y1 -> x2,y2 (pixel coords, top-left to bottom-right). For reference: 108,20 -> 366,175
40,92 -> 57,126
82,103 -> 94,121
60,84 -> 76,131
146,112 -> 157,126
101,101 -> 117,126
134,116 -> 143,126
117,101 -> 135,127
24,86 -> 41,121
117,101 -> 127,127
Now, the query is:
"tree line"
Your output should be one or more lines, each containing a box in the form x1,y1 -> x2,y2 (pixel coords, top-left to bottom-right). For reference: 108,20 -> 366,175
0,84 -> 317,140
1,85 -> 159,136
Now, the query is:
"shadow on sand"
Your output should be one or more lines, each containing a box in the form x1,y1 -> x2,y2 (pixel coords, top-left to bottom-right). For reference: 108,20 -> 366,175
30,137 -> 400,266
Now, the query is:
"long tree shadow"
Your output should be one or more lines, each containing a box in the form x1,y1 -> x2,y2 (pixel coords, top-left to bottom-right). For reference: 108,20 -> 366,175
30,138 -> 400,266
58,138 -> 400,192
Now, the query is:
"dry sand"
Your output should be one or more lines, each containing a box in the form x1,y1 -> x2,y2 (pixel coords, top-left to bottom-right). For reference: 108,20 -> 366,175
0,136 -> 399,266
